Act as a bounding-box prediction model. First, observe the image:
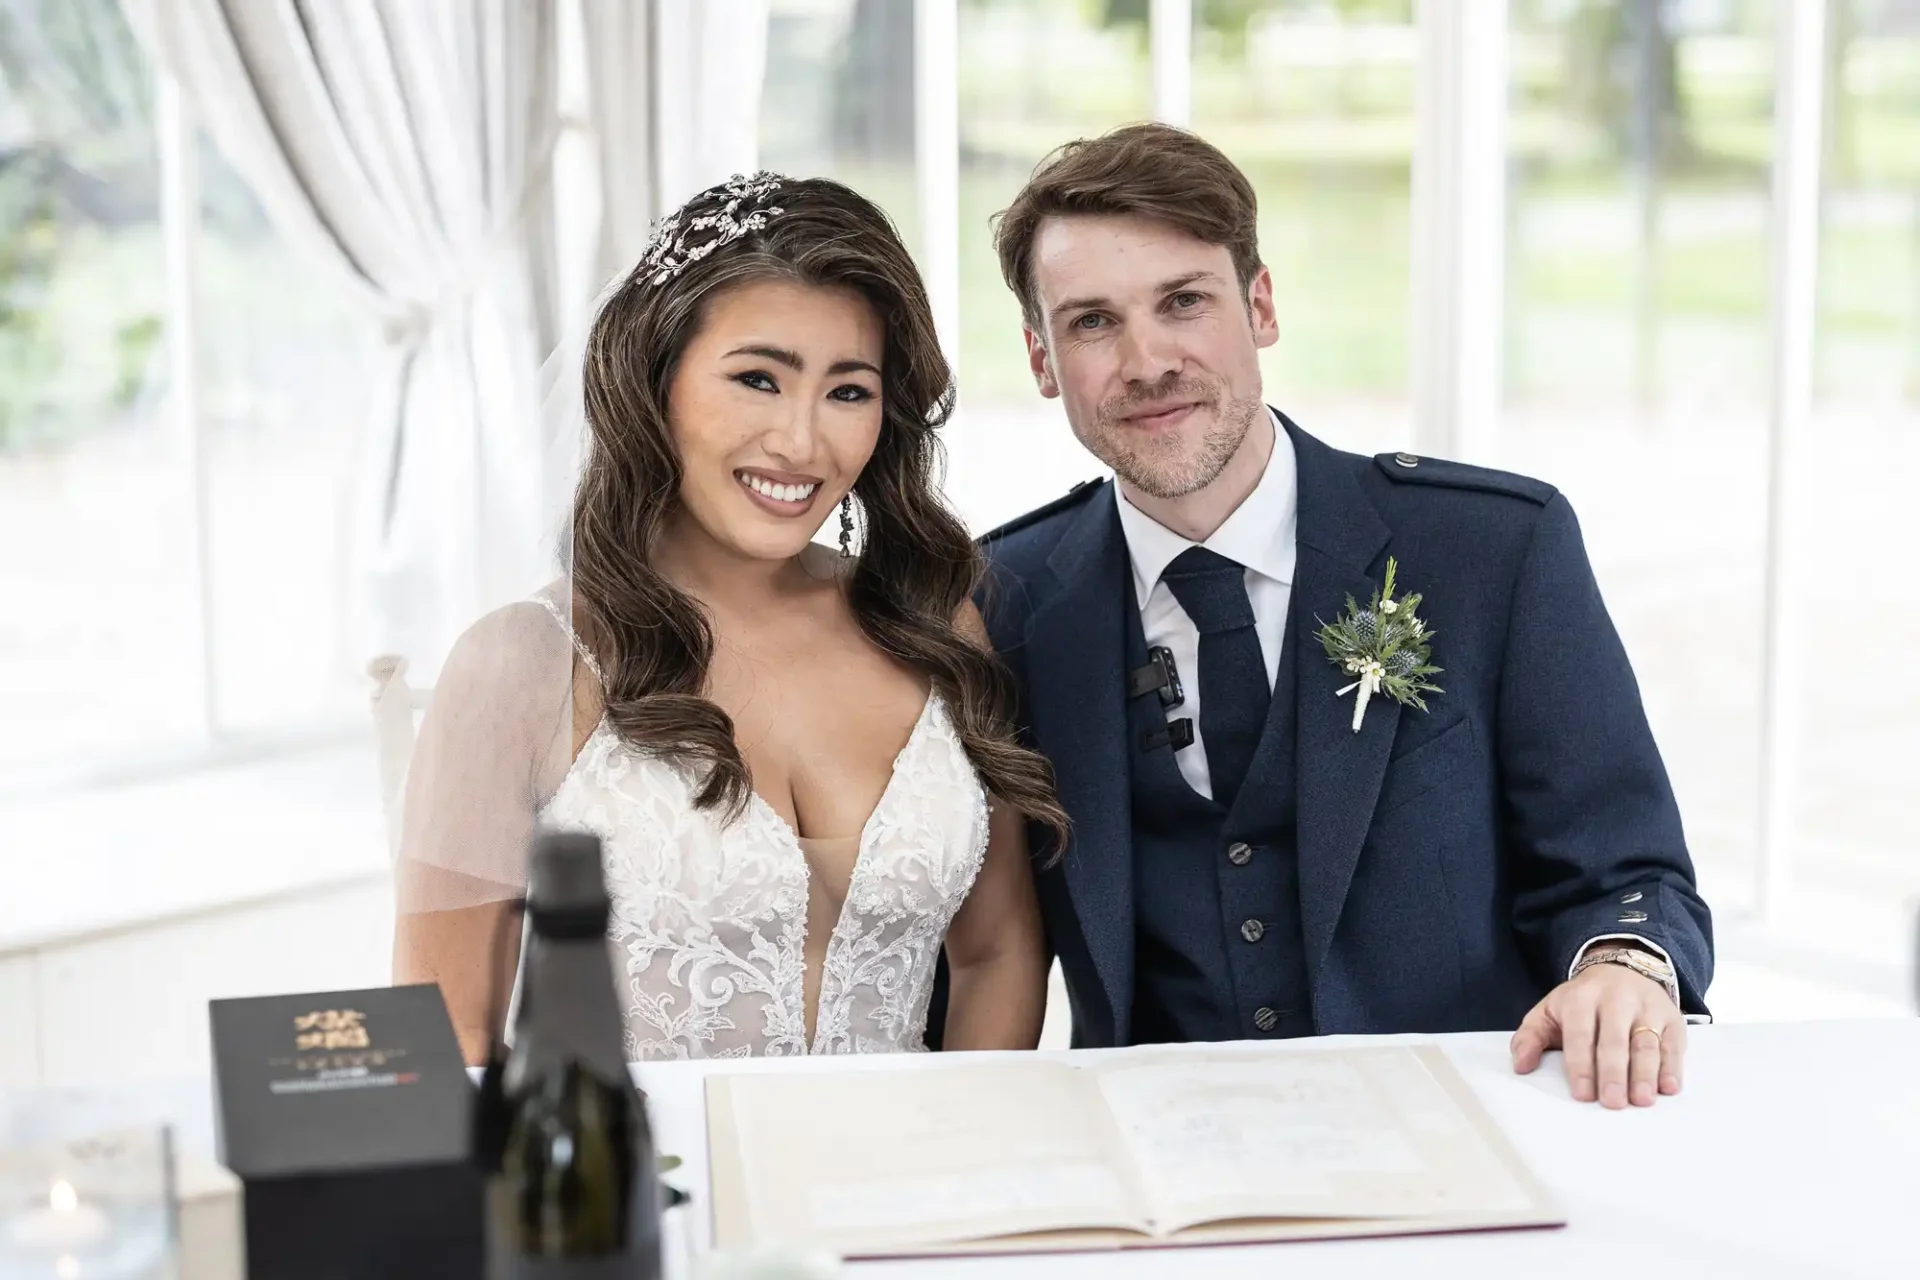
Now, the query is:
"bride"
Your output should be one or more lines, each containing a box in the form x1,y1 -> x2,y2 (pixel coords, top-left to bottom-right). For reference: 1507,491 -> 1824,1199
392,173 -> 1068,1065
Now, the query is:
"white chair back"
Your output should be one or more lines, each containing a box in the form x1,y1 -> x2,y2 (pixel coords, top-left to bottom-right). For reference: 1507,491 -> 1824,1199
367,655 -> 433,862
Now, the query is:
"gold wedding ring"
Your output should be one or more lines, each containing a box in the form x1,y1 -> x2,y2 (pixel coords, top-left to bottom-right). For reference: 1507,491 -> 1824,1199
1630,1025 -> 1663,1043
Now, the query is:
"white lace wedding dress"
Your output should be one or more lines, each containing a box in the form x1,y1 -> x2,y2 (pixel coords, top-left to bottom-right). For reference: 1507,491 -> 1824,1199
532,599 -> 990,1061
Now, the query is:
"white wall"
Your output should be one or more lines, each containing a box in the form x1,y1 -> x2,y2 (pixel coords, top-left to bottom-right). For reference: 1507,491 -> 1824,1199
2,878 -> 392,1090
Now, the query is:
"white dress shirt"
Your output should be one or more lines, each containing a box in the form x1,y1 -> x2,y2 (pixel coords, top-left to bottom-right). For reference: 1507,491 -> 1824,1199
1114,410 -> 1297,804
1111,411 -> 1690,1011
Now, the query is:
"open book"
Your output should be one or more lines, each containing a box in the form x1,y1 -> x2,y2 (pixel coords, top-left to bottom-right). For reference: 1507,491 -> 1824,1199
706,1045 -> 1562,1258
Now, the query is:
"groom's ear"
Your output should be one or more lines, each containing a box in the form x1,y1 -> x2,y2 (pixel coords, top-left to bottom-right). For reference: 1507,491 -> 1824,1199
1024,325 -> 1060,398
1247,266 -> 1280,351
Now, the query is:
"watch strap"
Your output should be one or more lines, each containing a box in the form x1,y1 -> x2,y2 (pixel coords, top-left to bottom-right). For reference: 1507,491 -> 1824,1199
1574,944 -> 1680,1007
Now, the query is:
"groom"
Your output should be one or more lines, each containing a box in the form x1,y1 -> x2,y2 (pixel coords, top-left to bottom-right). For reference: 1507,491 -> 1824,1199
968,124 -> 1712,1109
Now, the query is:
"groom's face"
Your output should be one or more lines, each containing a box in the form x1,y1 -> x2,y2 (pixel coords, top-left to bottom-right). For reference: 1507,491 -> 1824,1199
1024,215 -> 1277,500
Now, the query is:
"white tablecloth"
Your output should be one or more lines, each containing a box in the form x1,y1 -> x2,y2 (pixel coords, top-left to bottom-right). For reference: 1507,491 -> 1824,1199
641,1020 -> 1919,1279
10,1020 -> 1915,1278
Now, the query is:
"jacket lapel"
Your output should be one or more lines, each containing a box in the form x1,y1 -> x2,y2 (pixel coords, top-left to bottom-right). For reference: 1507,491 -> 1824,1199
1284,417 -> 1399,993
1023,485 -> 1135,1041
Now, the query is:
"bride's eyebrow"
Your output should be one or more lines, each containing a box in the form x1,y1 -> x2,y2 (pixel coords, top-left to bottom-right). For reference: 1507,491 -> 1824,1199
723,345 -> 878,378
725,343 -> 804,369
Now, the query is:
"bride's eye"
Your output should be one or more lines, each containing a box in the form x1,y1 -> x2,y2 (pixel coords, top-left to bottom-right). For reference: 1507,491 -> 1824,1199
829,384 -> 875,403
733,370 -> 778,393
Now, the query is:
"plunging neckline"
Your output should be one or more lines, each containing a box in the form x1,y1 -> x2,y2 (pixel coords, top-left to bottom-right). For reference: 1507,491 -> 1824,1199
554,690 -> 942,1054
746,690 -> 935,849
746,691 -> 937,1052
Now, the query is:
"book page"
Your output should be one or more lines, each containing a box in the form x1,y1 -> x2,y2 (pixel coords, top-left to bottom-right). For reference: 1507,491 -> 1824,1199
1091,1046 -> 1541,1232
707,1060 -> 1151,1254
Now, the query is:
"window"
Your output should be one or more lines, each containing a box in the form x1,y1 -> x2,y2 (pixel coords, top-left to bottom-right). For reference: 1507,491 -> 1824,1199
0,0 -> 188,771
0,0 -> 374,780
761,0 -> 921,257
1791,2 -> 1920,958
1191,0 -> 1418,455
196,140 -> 372,734
957,0 -> 1153,530
1504,0 -> 1777,908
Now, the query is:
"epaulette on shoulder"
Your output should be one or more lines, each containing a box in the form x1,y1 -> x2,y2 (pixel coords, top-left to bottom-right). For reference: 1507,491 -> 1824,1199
976,477 -> 1108,546
1372,451 -> 1556,506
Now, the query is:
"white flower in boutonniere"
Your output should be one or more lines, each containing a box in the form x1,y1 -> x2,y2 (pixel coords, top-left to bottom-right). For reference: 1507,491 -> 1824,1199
1314,556 -> 1443,733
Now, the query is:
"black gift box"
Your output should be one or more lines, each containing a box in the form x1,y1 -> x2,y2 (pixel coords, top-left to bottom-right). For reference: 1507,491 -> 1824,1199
209,983 -> 484,1280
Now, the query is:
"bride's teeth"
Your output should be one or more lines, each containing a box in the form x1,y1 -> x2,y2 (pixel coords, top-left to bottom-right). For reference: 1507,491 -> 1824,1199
741,474 -> 815,503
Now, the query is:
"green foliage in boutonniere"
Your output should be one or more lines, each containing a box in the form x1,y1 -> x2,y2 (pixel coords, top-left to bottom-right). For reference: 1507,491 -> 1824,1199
1314,557 -> 1443,732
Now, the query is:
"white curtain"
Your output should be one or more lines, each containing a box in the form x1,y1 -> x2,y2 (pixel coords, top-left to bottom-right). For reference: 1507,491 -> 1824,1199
128,0 -> 562,678
128,0 -> 771,678
581,0 -> 769,286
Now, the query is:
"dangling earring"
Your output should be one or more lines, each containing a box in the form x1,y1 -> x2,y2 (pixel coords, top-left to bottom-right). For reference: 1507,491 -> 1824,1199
838,494 -> 854,559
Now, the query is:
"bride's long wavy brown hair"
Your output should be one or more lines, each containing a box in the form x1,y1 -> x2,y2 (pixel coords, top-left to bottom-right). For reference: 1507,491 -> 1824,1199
570,174 -> 1069,851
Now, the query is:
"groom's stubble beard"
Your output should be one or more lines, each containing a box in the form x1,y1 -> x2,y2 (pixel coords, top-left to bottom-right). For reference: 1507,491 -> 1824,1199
1078,375 -> 1263,501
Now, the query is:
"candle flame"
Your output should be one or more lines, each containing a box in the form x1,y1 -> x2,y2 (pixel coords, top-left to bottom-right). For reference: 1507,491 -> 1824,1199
48,1179 -> 78,1213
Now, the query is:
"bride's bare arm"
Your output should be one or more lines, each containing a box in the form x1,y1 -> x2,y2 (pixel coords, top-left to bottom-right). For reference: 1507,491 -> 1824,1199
391,598 -> 582,1065
941,794 -> 1048,1050
394,902 -> 523,1066
939,598 -> 1048,1051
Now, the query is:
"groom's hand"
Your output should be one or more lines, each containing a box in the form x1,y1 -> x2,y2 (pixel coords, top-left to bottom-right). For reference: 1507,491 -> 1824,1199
1510,962 -> 1686,1108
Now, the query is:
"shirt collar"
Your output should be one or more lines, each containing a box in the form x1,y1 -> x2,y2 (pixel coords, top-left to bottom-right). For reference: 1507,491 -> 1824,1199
1114,407 -> 1299,607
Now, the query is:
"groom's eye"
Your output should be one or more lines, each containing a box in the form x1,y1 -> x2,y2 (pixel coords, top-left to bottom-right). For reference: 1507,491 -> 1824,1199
1170,292 -> 1203,310
1072,313 -> 1108,331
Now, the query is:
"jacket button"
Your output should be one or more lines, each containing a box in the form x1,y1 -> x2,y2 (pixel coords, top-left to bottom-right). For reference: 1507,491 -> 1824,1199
1394,452 -> 1420,468
1240,919 -> 1265,944
1253,1007 -> 1278,1033
1226,842 -> 1253,866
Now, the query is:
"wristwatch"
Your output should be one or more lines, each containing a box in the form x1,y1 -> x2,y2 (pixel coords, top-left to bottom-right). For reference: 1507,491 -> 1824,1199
1574,943 -> 1679,1007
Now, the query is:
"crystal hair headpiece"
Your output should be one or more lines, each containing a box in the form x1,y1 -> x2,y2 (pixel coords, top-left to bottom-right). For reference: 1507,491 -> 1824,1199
638,171 -> 786,286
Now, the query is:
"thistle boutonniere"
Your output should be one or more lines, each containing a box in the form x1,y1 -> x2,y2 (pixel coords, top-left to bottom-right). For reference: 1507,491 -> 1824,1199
1314,557 -> 1443,733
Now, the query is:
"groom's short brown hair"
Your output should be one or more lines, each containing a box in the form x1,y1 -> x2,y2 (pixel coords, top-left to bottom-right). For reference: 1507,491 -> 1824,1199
993,123 -> 1263,330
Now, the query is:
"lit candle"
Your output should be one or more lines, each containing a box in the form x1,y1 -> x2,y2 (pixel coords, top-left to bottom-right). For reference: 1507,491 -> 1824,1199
7,1179 -> 111,1252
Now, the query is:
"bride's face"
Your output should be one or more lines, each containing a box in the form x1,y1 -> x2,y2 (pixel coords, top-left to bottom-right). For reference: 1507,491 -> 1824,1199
666,278 -> 886,563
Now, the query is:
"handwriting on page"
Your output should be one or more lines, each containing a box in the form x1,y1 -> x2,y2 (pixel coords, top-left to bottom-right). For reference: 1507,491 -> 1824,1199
1096,1056 -> 1425,1212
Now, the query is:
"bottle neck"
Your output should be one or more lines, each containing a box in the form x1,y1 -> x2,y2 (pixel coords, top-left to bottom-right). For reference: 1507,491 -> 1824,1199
510,934 -> 631,1084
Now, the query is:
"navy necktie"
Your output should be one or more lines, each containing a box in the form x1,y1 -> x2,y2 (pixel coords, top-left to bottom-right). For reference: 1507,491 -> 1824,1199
1161,547 -> 1270,808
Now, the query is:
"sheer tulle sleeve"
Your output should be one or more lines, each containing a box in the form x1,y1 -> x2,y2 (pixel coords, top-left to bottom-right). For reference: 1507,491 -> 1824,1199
392,591 -> 586,913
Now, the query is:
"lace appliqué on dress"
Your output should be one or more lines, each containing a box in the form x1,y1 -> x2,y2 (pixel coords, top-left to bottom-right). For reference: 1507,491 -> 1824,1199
535,620 -> 989,1060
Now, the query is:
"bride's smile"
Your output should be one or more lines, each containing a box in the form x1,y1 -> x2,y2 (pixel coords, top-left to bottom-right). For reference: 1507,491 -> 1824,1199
734,468 -> 820,513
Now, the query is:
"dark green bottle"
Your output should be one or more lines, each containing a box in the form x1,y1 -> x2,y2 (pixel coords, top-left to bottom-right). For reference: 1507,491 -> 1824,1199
486,832 -> 661,1279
